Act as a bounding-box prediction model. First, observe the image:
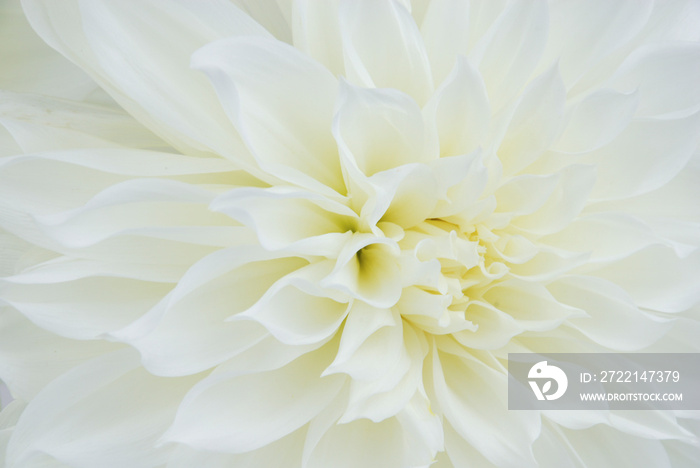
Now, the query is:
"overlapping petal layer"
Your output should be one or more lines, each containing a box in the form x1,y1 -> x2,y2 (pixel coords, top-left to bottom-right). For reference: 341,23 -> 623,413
1,1 -> 700,467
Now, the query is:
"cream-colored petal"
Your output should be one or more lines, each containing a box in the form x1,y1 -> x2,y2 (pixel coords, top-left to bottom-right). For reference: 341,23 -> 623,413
211,187 -> 356,255
0,91 -> 169,152
549,276 -> 673,350
166,428 -> 306,468
236,278 -> 349,346
469,0 -> 549,111
162,344 -> 345,454
193,36 -> 344,195
541,212 -> 686,263
497,64 -> 566,175
339,0 -> 433,105
420,0 -> 470,86
424,57 -> 490,157
22,0 -> 265,161
540,0 -> 653,90
589,245 -> 700,313
551,89 -> 639,154
333,82 -> 434,177
323,234 -> 403,308
292,0 -> 344,76
114,248 -> 306,376
231,0 -> 293,43
607,42 -> 700,117
0,307 -> 119,401
0,0 -> 94,99
582,112 -> 700,201
511,164 -> 596,236
6,349 -> 197,468
431,346 -> 540,467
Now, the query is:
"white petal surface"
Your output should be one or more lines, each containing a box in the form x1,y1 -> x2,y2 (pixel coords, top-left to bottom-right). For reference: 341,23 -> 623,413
22,0 -> 265,161
0,0 -> 94,99
2,1 -> 700,466
6,349 -> 198,468
193,36 -> 345,194
339,0 -> 434,105
162,343 -> 345,453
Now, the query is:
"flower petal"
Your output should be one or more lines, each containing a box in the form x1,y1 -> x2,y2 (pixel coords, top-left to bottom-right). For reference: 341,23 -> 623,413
292,0 -> 344,76
333,82 -> 434,177
0,0 -> 94,99
211,187 -> 357,255
338,0 -> 433,105
6,348 -> 197,468
589,245 -> 700,313
548,276 -> 674,350
162,344 -> 345,454
497,64 -> 566,175
419,0 -> 471,86
469,0 -> 549,110
541,212 -> 685,263
236,277 -> 349,346
231,0 -> 293,43
0,91 -> 168,153
482,279 -> 581,332
511,164 -> 596,236
608,42 -> 700,117
323,235 -> 403,308
114,248 -> 306,376
542,0 -> 654,89
193,36 -> 345,195
166,428 -> 306,468
22,0 -> 266,161
551,89 -> 639,154
0,307 -> 118,400
424,57 -> 490,157
582,112 -> 700,201
430,346 -> 540,467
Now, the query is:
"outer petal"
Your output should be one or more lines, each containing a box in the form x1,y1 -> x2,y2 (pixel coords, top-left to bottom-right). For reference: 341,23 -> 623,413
231,0 -> 293,43
607,42 -> 700,117
166,428 -> 306,468
338,0 -> 434,105
0,92 -> 168,153
469,0 -> 549,110
304,390 -> 441,468
582,112 -> 700,201
192,36 -> 344,195
541,0 -> 653,89
0,307 -> 118,401
6,349 -> 198,468
0,0 -> 94,99
419,0 -> 470,86
292,0 -> 344,76
22,0 -> 267,163
551,89 -> 639,154
430,345 -> 540,467
112,248 -> 307,376
333,82 -> 435,177
589,246 -> 700,313
548,276 -> 673,350
161,343 -> 345,454
424,57 -> 490,157
497,64 -> 566,175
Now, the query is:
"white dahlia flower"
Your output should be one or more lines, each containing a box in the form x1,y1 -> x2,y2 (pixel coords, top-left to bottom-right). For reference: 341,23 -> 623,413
2,0 -> 700,466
